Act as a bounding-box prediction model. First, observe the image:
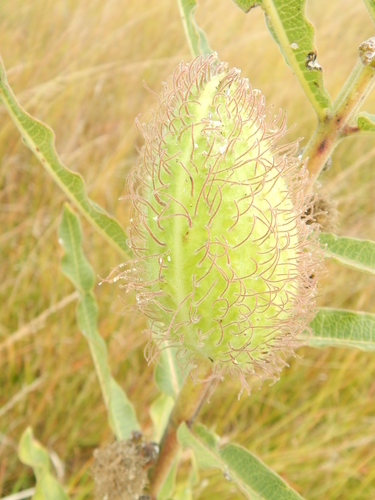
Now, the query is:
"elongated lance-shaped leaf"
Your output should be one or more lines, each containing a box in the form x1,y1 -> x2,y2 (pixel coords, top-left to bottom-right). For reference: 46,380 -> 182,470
173,453 -> 200,500
18,427 -> 69,500
308,308 -> 375,351
231,0 -> 258,12
0,55 -> 129,258
231,0 -> 332,119
150,393 -> 175,443
154,346 -> 190,399
158,455 -> 180,500
59,204 -> 139,440
363,0 -> 375,24
178,423 -> 304,500
355,111 -> 375,133
176,0 -> 212,57
320,233 -> 375,276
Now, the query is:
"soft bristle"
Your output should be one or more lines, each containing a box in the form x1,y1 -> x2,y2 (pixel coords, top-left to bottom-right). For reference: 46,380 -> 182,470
117,54 -> 322,392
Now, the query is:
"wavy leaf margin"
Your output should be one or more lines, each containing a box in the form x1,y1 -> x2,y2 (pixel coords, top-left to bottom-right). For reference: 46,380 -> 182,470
0,54 -> 129,258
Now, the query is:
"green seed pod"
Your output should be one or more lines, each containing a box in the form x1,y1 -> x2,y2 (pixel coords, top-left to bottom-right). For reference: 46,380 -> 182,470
120,54 -> 321,391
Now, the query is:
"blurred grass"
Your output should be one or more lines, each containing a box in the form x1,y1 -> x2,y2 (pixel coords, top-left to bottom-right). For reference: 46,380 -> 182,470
0,0 -> 374,498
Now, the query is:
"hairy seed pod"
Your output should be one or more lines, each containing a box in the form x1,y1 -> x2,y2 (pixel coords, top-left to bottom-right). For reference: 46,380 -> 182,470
118,54 -> 321,392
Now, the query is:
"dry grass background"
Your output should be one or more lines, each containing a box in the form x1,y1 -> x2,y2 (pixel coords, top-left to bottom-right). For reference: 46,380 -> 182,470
1,0 -> 375,498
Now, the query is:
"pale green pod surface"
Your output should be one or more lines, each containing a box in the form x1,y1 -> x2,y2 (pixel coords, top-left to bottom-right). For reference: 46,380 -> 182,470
123,55 -> 320,387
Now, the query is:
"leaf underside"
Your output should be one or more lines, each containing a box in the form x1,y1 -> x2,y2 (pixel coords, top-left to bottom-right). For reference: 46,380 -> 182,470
320,233 -> 375,276
308,308 -> 375,351
231,0 -> 332,118
178,423 -> 304,500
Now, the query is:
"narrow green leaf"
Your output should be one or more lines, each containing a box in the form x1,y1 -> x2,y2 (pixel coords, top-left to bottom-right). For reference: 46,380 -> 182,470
109,378 -> 141,442
59,204 -> 139,439
231,0 -> 332,118
176,0 -> 212,57
222,444 -> 303,500
165,452 -> 200,500
178,423 -> 304,500
320,233 -> 375,276
150,393 -> 175,443
154,346 -> 189,399
355,111 -> 375,133
231,0 -> 259,13
194,424 -> 220,450
19,428 -> 51,481
363,0 -> 375,25
18,428 -> 69,500
173,488 -> 193,500
308,308 -> 375,351
33,475 -> 69,500
178,424 -> 219,469
158,455 -> 180,500
0,55 -> 129,258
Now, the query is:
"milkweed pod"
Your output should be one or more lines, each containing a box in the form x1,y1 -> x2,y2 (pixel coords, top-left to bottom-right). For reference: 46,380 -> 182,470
119,54 -> 322,393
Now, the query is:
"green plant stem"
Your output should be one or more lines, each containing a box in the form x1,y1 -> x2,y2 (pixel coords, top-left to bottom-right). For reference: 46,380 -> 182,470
303,59 -> 375,187
149,366 -> 214,499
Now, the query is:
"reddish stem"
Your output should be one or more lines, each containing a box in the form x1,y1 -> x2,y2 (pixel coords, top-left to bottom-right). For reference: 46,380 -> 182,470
303,51 -> 375,188
148,367 -> 214,499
